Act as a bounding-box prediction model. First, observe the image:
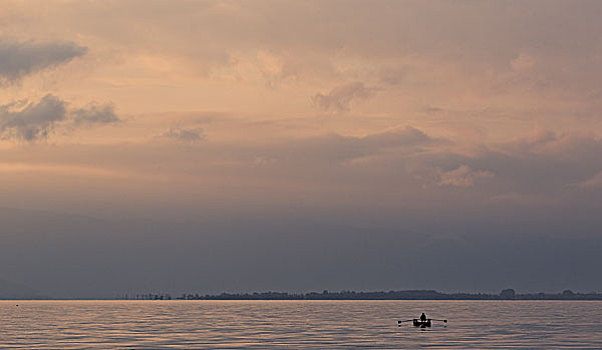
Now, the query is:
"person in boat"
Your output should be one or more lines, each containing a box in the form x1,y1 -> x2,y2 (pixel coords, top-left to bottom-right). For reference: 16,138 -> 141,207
420,313 -> 427,322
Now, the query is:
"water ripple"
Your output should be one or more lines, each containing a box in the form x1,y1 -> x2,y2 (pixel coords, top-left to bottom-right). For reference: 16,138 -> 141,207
1,300 -> 601,348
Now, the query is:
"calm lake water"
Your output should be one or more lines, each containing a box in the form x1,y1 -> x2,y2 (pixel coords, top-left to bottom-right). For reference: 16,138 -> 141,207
1,300 -> 601,348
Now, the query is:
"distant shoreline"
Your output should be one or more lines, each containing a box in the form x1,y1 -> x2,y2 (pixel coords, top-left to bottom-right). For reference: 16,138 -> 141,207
4,289 -> 602,301
117,289 -> 602,301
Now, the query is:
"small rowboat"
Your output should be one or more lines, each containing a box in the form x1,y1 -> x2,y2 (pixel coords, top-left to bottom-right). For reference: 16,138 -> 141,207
413,319 -> 431,328
398,317 -> 446,327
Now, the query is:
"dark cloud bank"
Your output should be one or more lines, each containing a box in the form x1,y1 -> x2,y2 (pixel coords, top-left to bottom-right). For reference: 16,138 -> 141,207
0,206 -> 600,299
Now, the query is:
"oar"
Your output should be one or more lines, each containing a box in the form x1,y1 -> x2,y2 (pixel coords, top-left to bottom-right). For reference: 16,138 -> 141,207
397,319 -> 415,326
430,319 -> 447,323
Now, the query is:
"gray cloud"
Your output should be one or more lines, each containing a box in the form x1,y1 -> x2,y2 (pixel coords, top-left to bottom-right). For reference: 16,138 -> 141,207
312,82 -> 372,112
0,94 -> 67,141
72,104 -> 120,126
0,40 -> 87,83
160,127 -> 205,144
437,165 -> 494,188
0,95 -> 122,141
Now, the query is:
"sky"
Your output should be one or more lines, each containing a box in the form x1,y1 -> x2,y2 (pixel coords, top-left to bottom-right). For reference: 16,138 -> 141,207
1,0 -> 601,298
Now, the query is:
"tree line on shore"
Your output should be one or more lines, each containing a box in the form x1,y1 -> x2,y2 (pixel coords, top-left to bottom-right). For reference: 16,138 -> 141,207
124,289 -> 602,300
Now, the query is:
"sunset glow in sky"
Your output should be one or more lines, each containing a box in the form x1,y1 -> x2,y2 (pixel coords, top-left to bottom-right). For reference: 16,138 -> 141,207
1,1 -> 601,298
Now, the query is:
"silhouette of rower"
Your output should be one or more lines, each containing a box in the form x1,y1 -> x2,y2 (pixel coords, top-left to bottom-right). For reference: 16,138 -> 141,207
420,313 -> 427,322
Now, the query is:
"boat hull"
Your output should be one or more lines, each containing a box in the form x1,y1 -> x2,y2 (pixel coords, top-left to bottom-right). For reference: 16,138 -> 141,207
413,319 -> 431,328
